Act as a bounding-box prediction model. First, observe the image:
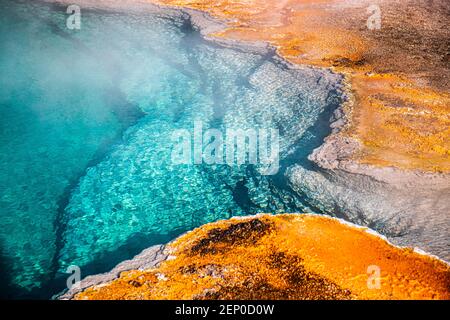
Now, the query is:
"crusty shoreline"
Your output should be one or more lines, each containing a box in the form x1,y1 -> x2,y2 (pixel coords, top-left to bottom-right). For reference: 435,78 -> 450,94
55,245 -> 167,300
57,214 -> 450,300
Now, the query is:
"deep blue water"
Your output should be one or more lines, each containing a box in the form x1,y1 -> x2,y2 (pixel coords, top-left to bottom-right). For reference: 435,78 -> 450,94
0,0 -> 343,298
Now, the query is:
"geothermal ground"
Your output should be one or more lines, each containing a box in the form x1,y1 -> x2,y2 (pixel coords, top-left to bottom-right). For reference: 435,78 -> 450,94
60,215 -> 450,300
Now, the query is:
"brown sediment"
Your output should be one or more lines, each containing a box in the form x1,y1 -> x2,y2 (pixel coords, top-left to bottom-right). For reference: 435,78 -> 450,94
73,215 -> 450,300
150,0 -> 450,173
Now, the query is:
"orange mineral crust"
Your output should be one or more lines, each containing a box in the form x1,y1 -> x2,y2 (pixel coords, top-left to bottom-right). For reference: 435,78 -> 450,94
74,215 -> 450,300
151,0 -> 450,172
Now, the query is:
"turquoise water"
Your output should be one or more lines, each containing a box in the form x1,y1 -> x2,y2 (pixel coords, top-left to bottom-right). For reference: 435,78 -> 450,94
0,0 -> 343,298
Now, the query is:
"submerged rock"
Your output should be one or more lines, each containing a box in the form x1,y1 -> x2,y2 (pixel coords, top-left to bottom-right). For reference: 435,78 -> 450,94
64,214 -> 450,300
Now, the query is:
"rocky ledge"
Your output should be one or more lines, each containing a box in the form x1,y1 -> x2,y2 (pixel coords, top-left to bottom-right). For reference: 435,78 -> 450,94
57,214 -> 450,300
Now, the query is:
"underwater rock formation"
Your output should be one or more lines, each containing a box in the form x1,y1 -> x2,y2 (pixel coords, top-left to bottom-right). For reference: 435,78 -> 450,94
61,215 -> 450,300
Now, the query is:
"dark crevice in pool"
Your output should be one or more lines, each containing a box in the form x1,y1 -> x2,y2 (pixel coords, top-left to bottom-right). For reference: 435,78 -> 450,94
49,91 -> 145,281
240,48 -> 278,89
267,88 -> 345,214
0,240 -> 20,299
229,177 -> 255,214
179,16 -> 210,94
202,85 -> 344,217
38,6 -> 148,287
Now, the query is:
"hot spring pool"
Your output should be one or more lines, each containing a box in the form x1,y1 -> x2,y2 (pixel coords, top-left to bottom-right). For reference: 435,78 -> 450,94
0,0 -> 344,298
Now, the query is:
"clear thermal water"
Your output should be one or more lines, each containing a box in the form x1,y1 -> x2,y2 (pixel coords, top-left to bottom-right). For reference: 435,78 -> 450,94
0,0 -> 344,298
